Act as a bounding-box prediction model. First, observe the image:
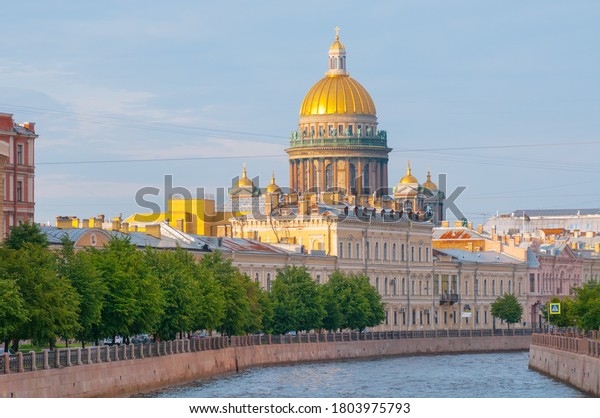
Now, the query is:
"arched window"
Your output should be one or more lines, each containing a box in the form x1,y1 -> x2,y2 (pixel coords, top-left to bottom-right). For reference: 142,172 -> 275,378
411,246 -> 415,261
484,279 -> 487,296
401,244 -> 405,261
376,277 -> 380,293
366,241 -> 370,259
339,242 -> 343,258
418,247 -> 422,262
500,280 -> 504,295
384,243 -> 388,261
255,273 -> 259,282
325,163 -> 334,190
392,243 -> 397,261
375,242 -> 379,260
426,247 -> 430,262
392,278 -> 397,295
475,278 -> 479,296
492,279 -> 496,296
356,243 -> 360,259
402,278 -> 406,295
384,277 -> 388,295
348,242 -> 352,259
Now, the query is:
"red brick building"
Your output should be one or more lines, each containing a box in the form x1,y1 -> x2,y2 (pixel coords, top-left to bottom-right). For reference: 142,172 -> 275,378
0,113 -> 38,237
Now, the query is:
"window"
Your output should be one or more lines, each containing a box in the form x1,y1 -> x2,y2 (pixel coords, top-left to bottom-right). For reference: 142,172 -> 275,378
383,243 -> 388,261
325,163 -> 334,190
267,273 -> 271,292
426,247 -> 430,262
419,311 -> 423,325
384,277 -> 388,295
16,181 -> 23,202
394,311 -> 398,326
418,247 -> 422,262
375,242 -> 379,260
484,279 -> 487,296
366,241 -> 370,259
402,278 -> 406,295
392,278 -> 397,295
492,279 -> 495,296
376,277 -> 380,293
255,273 -> 259,282
500,280 -> 504,295
411,280 -> 415,295
339,242 -> 343,258
412,309 -> 416,325
348,243 -> 352,259
444,311 -> 448,324
411,246 -> 415,262
401,244 -> 405,261
474,279 -> 479,296
465,280 -> 469,296
419,281 -> 422,295
316,274 -> 321,284
392,243 -> 397,261
484,310 -> 488,324
385,310 -> 388,325
356,243 -> 360,259
17,144 -> 23,165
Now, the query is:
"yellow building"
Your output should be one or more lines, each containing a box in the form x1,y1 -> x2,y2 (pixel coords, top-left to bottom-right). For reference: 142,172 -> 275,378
124,197 -> 240,237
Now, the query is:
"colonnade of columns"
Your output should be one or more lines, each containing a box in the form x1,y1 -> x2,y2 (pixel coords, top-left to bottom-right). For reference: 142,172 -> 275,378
289,157 -> 389,196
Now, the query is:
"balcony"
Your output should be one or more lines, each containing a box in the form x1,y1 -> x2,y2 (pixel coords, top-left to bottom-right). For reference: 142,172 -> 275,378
440,293 -> 459,305
288,130 -> 388,149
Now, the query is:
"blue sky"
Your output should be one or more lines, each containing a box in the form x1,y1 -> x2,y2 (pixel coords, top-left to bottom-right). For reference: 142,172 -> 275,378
1,0 -> 599,226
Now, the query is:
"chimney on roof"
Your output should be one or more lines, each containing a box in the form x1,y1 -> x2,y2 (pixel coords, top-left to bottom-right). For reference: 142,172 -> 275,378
477,224 -> 483,234
145,224 -> 161,239
121,222 -> 129,234
22,122 -> 35,133
454,221 -> 462,227
441,220 -> 449,228
82,219 -> 90,228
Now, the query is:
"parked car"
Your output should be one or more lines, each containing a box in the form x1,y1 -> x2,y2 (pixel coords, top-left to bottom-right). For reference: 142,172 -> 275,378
102,336 -> 123,346
131,334 -> 151,344
0,347 -> 16,355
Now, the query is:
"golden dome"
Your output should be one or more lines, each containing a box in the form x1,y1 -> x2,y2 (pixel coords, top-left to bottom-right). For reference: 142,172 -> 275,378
400,160 -> 419,184
237,163 -> 255,188
329,38 -> 345,53
422,170 -> 437,191
300,75 -> 376,116
265,172 -> 282,194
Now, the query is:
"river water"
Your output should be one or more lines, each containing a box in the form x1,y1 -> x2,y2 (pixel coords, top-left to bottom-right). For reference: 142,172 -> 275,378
148,351 -> 586,398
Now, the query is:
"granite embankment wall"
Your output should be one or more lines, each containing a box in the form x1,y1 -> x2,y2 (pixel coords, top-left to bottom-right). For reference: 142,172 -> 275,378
529,332 -> 600,397
0,331 -> 531,398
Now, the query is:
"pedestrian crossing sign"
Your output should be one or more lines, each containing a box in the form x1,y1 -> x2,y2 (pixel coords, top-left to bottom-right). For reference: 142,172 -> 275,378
550,303 -> 561,315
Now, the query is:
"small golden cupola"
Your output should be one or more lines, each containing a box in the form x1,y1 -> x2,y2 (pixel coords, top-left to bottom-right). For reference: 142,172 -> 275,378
265,172 -> 282,194
237,163 -> 255,188
400,160 -> 419,184
422,169 -> 438,191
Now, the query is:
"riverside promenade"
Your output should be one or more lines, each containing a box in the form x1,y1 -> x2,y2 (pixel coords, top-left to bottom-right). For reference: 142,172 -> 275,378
1,329 -> 532,398
529,331 -> 600,396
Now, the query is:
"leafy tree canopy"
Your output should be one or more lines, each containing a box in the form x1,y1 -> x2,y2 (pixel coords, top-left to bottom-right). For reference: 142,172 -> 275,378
491,293 -> 523,329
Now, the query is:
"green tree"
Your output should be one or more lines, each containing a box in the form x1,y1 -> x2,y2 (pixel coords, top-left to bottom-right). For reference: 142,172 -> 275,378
199,251 -> 261,336
4,244 -> 80,349
572,280 -> 600,331
0,249 -> 29,349
541,297 -> 577,328
57,237 -> 107,347
94,237 -> 164,342
491,293 -> 523,330
322,271 -> 385,331
146,247 -> 203,340
4,222 -> 48,250
270,266 -> 325,334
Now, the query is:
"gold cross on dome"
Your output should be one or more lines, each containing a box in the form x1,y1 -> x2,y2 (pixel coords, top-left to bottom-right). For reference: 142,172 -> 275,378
335,26 -> 340,38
